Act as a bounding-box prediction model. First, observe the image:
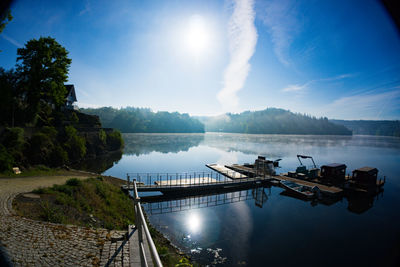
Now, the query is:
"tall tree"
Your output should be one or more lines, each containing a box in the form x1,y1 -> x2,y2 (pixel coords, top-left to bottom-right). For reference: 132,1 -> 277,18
16,37 -> 71,118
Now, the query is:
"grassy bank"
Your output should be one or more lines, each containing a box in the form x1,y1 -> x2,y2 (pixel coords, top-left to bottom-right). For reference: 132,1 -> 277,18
12,174 -> 194,266
13,176 -> 134,230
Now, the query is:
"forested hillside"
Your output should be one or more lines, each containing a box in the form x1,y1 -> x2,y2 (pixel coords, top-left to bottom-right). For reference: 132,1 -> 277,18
199,108 -> 352,135
331,120 -> 400,137
81,107 -> 205,133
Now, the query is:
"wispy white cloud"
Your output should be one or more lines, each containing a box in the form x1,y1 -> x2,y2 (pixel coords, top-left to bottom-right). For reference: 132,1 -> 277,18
217,0 -> 258,110
262,0 -> 301,66
282,82 -> 310,92
1,34 -> 22,47
282,73 -> 353,92
324,89 -> 400,120
79,0 -> 91,16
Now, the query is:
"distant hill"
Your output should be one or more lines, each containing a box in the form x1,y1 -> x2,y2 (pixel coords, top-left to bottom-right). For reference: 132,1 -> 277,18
197,108 -> 352,135
331,120 -> 400,137
80,107 -> 205,133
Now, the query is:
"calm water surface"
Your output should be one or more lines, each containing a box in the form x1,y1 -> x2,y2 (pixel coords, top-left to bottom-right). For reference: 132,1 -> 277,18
104,133 -> 400,266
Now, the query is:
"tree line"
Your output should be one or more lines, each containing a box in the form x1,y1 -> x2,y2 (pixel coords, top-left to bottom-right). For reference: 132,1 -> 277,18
198,108 -> 352,135
81,107 -> 205,133
331,120 -> 400,137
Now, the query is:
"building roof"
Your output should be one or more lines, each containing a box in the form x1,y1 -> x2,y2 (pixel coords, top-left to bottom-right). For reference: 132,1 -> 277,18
65,84 -> 77,102
353,167 -> 378,173
321,163 -> 347,168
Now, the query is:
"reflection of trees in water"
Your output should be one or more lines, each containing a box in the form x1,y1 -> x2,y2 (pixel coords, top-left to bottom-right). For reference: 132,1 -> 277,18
122,133 -> 204,156
72,150 -> 123,173
203,133 -> 400,157
121,133 -> 399,159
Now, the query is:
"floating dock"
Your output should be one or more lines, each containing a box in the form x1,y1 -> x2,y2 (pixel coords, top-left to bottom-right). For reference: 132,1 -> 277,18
123,177 -> 270,193
226,164 -> 343,196
206,164 -> 248,179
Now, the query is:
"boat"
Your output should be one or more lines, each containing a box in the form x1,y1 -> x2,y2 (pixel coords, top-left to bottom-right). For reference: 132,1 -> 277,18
280,180 -> 318,199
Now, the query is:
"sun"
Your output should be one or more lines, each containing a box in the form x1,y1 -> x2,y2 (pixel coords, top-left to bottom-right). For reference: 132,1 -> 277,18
184,15 -> 210,56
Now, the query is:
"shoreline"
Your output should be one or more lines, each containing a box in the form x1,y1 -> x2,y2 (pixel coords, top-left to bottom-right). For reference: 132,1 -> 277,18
2,168 -> 194,266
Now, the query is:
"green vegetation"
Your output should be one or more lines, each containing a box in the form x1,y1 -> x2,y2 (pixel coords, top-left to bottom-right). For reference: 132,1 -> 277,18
81,107 -> 205,133
199,108 -> 352,135
0,36 -> 124,172
12,174 -> 193,266
331,120 -> 400,137
14,177 -> 134,230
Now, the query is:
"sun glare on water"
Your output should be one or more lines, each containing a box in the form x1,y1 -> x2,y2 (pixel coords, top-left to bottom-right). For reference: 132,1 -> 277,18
184,15 -> 210,56
186,212 -> 202,233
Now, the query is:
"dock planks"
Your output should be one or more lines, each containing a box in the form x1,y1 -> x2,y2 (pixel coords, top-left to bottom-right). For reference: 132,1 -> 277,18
206,164 -> 248,179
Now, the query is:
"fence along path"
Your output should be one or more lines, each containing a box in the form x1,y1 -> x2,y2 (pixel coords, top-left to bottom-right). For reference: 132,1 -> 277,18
129,180 -> 163,267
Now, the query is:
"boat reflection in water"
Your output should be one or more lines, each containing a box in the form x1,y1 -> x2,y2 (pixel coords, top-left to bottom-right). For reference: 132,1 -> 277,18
279,183 -> 384,214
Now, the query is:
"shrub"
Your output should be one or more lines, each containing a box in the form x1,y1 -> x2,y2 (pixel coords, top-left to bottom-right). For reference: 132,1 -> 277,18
40,126 -> 58,140
29,132 -> 54,164
50,144 -> 68,167
66,178 -> 82,187
106,130 -> 124,150
2,127 -> 25,150
0,144 -> 14,172
99,129 -> 107,145
64,125 -> 86,160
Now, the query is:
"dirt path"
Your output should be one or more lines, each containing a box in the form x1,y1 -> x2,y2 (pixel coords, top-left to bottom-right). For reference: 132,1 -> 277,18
0,173 -> 128,266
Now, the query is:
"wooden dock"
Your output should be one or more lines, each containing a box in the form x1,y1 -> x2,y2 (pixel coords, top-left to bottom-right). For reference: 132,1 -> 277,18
226,164 -> 257,176
206,164 -> 248,179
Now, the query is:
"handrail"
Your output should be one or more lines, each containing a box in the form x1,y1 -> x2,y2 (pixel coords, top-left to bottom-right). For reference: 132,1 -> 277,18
133,180 -> 163,267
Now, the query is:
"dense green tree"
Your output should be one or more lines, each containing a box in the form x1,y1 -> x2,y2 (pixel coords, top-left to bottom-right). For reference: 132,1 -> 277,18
0,68 -> 19,125
16,37 -> 71,119
81,107 -> 205,133
200,108 -> 352,135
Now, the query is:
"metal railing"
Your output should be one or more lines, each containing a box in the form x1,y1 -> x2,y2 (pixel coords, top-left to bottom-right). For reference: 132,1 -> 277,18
126,171 -> 273,189
133,180 -> 163,267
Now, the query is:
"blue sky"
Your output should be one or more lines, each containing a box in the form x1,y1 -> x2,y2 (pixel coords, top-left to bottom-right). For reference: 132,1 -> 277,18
1,0 -> 400,119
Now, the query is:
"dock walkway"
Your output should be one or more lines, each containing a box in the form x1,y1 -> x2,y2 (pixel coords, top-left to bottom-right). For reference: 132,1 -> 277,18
206,164 -> 248,179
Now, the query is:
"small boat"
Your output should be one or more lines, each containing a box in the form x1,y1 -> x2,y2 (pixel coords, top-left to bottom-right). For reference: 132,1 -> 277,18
280,180 -> 317,199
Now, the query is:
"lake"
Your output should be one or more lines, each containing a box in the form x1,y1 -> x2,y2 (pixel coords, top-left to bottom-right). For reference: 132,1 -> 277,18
104,133 -> 400,266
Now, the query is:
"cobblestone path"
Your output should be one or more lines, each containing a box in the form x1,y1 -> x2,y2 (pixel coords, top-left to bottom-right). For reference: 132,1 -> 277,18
0,174 -> 130,267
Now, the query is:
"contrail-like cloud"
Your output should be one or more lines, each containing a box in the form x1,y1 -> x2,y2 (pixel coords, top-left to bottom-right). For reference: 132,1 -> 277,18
217,0 -> 257,110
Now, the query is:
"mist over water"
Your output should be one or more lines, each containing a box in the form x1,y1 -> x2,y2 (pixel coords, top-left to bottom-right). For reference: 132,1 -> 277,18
104,133 -> 400,266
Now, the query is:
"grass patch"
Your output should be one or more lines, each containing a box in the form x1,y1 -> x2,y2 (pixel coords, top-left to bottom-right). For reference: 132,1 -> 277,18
14,176 -> 134,230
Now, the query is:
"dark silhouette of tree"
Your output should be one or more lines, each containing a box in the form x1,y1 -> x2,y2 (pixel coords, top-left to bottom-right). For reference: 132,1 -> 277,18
81,107 -> 205,133
16,37 -> 71,119
200,108 -> 352,135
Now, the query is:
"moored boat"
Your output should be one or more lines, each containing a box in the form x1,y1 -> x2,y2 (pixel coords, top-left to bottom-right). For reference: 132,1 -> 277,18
280,180 -> 318,199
